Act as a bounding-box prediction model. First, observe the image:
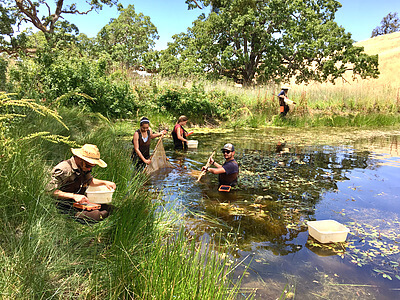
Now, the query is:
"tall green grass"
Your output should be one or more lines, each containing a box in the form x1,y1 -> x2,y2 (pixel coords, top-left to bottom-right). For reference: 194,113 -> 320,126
125,76 -> 400,128
0,107 -> 249,299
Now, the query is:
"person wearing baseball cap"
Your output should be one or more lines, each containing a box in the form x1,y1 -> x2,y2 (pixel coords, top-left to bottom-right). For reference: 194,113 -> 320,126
202,143 -> 239,187
47,144 -> 116,222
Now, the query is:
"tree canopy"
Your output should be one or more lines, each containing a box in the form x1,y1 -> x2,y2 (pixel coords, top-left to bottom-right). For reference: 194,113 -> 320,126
371,12 -> 400,38
96,4 -> 159,70
162,0 -> 379,85
0,0 -> 117,54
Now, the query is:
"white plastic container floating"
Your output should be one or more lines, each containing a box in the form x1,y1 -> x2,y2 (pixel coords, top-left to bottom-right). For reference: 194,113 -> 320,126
187,140 -> 199,149
85,185 -> 114,204
307,220 -> 350,244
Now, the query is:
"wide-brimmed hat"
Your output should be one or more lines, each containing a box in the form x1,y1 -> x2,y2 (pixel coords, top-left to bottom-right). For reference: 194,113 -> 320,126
281,85 -> 290,90
71,144 -> 107,168
221,143 -> 235,152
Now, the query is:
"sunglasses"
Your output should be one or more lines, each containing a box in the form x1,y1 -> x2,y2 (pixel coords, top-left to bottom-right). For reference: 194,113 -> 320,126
222,150 -> 231,154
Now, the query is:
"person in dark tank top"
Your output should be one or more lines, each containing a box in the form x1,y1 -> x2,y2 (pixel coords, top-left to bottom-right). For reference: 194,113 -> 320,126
131,117 -> 166,168
172,115 -> 189,150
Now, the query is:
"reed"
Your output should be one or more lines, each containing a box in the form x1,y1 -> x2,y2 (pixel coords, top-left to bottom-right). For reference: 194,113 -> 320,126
0,107 -> 247,299
149,77 -> 400,127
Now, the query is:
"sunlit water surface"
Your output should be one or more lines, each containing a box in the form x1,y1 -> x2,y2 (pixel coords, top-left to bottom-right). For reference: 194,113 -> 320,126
148,128 -> 400,299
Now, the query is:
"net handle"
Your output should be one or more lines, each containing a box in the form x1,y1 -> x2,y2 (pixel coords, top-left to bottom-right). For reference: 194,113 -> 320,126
197,151 -> 215,182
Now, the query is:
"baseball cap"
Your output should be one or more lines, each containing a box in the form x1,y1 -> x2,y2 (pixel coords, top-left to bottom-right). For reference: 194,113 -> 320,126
221,143 -> 235,152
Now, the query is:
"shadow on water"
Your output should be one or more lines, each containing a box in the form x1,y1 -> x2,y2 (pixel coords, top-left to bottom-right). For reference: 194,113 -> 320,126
147,128 -> 400,299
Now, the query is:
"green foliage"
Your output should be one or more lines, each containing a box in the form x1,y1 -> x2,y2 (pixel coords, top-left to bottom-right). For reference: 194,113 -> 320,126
0,56 -> 7,90
0,107 -> 245,299
271,113 -> 400,128
1,0 -> 117,55
0,92 -> 70,160
0,141 -> 89,299
167,0 -> 380,86
155,83 -> 241,123
96,4 -> 159,70
8,50 -> 140,118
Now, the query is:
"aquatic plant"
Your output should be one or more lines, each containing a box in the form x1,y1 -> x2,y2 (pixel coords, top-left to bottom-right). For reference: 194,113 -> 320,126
345,219 -> 400,281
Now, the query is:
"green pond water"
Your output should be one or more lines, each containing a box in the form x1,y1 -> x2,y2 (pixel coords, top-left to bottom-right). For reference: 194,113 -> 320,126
148,127 -> 400,299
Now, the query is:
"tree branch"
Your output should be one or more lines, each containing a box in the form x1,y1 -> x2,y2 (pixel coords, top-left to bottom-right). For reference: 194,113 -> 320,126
192,0 -> 203,9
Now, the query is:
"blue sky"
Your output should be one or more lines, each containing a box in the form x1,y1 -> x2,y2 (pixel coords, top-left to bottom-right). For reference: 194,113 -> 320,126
65,0 -> 400,49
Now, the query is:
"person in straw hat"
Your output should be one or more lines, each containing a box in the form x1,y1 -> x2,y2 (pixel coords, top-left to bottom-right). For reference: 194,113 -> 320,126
47,144 -> 116,221
278,85 -> 295,117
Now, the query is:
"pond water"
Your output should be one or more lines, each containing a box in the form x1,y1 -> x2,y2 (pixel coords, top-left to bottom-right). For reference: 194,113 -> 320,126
149,128 -> 400,299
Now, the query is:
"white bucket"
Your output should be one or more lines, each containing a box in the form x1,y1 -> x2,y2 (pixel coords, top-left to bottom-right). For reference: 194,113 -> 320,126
187,140 -> 198,149
307,220 -> 349,243
85,185 -> 114,204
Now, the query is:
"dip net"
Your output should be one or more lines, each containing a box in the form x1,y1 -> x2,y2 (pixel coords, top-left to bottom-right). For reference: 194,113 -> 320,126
145,137 -> 174,174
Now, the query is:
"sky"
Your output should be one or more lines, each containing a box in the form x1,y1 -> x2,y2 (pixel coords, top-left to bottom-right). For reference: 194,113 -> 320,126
61,0 -> 400,49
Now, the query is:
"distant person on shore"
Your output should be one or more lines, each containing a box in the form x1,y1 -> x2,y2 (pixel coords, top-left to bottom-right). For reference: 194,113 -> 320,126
202,143 -> 239,187
131,117 -> 166,168
46,144 -> 116,222
172,115 -> 191,150
278,85 -> 295,117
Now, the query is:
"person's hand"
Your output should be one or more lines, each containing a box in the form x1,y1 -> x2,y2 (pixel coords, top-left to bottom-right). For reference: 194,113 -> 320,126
145,158 -> 151,165
74,194 -> 89,204
208,158 -> 215,165
104,181 -> 116,190
161,129 -> 167,135
201,166 -> 208,172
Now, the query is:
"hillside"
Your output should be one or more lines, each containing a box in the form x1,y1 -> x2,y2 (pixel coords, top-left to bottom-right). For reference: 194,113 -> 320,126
355,31 -> 400,87
291,31 -> 400,97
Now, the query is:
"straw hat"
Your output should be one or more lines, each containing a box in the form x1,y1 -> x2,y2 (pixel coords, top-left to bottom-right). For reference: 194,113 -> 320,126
281,85 -> 290,90
71,144 -> 107,168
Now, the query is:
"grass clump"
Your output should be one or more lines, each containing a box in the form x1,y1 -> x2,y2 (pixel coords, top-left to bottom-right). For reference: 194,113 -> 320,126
0,104 -> 247,299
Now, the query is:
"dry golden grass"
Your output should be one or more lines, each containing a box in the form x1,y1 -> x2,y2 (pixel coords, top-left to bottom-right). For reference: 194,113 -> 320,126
355,31 -> 400,87
287,31 -> 400,112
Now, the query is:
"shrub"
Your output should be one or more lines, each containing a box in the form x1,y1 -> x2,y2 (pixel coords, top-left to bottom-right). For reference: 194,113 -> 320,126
8,52 -> 140,118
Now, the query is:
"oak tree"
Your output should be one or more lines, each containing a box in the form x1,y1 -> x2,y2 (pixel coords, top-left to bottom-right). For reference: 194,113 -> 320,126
371,12 -> 400,38
0,0 -> 117,54
96,4 -> 159,70
161,0 -> 379,86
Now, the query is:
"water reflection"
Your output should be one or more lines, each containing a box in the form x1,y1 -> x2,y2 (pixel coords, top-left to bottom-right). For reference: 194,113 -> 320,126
147,129 -> 400,299
150,133 -> 376,255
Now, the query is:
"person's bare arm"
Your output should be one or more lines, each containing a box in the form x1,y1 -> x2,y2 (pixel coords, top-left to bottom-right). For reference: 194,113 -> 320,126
202,158 -> 226,174
150,129 -> 167,139
176,127 -> 187,143
90,178 -> 116,190
53,189 -> 89,204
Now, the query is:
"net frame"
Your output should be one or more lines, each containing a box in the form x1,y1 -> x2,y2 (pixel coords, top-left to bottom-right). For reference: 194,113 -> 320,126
144,137 -> 174,174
